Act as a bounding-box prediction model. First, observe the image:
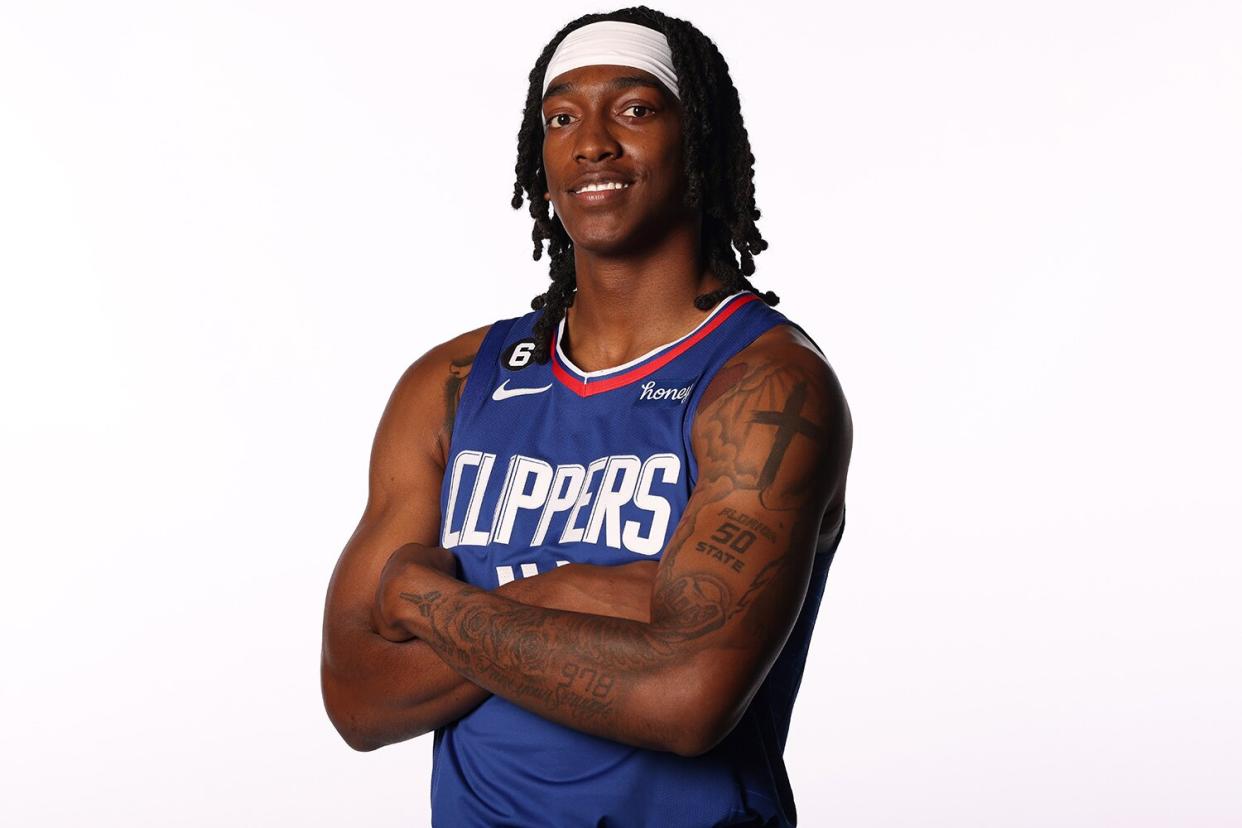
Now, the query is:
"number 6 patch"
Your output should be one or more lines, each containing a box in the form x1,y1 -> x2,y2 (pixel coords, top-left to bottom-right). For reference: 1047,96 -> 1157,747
500,337 -> 537,371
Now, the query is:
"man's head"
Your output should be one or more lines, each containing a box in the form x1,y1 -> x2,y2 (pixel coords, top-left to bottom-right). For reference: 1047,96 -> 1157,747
511,6 -> 777,363
541,61 -> 690,259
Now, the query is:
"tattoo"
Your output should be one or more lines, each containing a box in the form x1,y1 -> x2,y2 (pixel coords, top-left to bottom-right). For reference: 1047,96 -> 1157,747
693,358 -> 833,512
655,572 -> 731,642
725,559 -> 784,622
397,589 -> 441,618
748,381 -> 827,492
716,507 -> 776,544
387,352 -> 843,745
394,569 -> 732,732
695,518 -> 769,572
710,520 -> 758,553
557,662 -> 617,717
654,356 -> 837,637
696,540 -> 746,572
698,361 -> 747,410
442,352 -> 475,437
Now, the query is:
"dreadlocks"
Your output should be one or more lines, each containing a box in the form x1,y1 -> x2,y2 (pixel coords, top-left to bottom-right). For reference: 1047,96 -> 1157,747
510,5 -> 778,364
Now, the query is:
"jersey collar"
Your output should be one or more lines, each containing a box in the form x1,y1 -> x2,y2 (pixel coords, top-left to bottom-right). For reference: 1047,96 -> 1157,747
550,290 -> 758,397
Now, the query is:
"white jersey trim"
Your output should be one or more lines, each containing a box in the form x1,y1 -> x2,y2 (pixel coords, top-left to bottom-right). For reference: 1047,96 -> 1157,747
554,290 -> 749,379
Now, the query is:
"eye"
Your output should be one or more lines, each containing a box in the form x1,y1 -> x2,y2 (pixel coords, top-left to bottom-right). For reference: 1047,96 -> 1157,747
623,104 -> 655,119
545,113 -> 574,129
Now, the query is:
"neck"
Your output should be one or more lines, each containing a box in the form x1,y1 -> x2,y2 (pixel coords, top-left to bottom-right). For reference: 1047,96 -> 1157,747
561,221 -> 728,372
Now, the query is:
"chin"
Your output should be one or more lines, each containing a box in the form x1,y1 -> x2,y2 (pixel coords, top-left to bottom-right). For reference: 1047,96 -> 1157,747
572,237 -> 638,258
572,212 -> 679,254
566,223 -> 640,255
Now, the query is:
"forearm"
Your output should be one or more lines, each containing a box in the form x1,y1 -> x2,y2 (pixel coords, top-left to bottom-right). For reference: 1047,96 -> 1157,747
323,624 -> 487,751
326,564 -> 652,751
392,567 -> 706,754
325,544 -> 479,751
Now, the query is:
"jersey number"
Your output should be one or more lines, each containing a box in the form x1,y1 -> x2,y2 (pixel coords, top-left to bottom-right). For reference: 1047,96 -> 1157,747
501,338 -> 537,370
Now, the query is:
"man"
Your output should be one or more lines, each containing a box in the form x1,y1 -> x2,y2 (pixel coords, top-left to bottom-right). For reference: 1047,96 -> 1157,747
321,8 -> 852,826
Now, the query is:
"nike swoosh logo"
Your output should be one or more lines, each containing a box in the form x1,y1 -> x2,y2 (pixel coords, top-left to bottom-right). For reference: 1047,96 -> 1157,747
492,379 -> 553,401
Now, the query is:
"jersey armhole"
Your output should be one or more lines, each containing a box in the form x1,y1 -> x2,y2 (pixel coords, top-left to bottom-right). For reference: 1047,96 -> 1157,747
782,320 -> 827,359
450,318 -> 519,441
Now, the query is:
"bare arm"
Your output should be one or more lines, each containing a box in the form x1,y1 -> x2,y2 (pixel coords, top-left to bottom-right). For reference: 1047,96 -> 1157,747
319,327 -> 658,751
375,326 -> 852,756
327,548 -> 653,752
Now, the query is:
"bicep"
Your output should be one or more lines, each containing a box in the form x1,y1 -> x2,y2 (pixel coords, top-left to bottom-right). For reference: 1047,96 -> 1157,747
649,340 -> 851,738
323,333 -> 482,657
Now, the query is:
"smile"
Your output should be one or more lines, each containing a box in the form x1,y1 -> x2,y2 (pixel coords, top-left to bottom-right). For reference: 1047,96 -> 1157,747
570,181 -> 633,203
573,181 -> 632,193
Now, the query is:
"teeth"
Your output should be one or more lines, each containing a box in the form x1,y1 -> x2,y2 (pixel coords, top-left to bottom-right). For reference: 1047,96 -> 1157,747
576,181 -> 631,193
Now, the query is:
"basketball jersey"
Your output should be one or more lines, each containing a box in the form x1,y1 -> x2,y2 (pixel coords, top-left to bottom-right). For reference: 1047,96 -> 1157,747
431,290 -> 846,827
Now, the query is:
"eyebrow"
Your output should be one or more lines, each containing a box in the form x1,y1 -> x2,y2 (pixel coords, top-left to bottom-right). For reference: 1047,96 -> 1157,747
542,75 -> 668,104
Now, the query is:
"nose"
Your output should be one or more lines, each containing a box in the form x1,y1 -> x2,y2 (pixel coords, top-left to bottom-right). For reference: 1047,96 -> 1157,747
573,109 -> 623,163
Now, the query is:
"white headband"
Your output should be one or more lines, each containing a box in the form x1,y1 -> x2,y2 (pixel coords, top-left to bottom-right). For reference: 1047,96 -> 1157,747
541,20 -> 680,119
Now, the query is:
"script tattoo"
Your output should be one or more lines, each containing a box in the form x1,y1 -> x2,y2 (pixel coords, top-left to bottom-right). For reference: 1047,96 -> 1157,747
556,662 -> 617,718
397,569 -> 733,732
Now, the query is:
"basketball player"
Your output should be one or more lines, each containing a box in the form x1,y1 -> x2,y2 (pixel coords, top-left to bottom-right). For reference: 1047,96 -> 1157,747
321,7 -> 852,826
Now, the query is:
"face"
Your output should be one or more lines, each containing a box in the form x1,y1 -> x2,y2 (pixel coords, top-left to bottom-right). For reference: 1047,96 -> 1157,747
541,64 -> 690,255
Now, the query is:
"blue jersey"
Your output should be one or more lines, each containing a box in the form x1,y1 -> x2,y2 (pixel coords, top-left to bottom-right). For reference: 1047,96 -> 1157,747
432,290 -> 845,827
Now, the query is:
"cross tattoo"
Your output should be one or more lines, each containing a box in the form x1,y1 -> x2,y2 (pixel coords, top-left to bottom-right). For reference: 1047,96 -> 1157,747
748,381 -> 825,490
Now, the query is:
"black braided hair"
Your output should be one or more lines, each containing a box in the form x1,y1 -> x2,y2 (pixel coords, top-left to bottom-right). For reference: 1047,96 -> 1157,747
511,5 -> 778,363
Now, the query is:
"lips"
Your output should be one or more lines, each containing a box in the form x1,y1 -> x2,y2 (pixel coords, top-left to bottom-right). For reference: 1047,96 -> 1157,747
567,170 -> 635,193
569,183 -> 633,204
575,180 -> 630,192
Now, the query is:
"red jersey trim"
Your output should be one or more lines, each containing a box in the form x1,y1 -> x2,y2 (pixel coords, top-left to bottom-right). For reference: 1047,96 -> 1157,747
550,292 -> 760,397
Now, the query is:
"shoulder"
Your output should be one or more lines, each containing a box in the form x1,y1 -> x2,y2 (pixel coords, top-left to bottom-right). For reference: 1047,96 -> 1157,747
380,323 -> 494,471
389,323 -> 492,404
691,322 -> 852,524
698,322 -> 848,421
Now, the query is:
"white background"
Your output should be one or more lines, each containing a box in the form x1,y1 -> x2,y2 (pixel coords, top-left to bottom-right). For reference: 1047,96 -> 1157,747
2,1 -> 1239,825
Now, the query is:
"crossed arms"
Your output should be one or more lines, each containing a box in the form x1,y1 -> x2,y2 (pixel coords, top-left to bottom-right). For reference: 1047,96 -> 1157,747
321,323 -> 851,755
